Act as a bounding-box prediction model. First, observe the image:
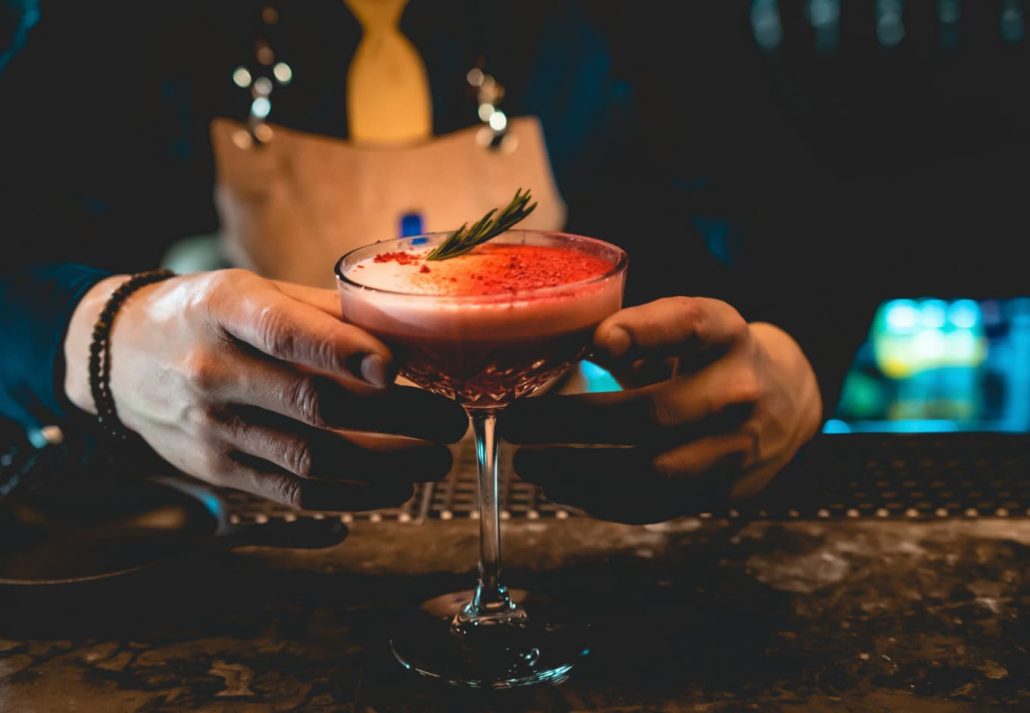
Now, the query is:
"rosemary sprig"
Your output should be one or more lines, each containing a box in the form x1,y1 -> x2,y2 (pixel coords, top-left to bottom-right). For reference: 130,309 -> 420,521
425,188 -> 537,261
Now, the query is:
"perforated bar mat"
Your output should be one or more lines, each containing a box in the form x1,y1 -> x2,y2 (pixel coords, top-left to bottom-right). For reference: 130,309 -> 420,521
217,433 -> 1030,524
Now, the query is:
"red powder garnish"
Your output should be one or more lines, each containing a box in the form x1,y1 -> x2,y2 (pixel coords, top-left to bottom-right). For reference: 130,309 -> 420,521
357,244 -> 616,296
374,251 -> 421,265
421,245 -> 615,296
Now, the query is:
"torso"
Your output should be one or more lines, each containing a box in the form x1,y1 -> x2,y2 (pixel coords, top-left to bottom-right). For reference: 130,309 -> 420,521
211,115 -> 566,287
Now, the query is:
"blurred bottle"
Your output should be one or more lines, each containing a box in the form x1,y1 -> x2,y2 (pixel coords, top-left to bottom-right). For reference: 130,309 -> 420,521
938,0 -> 961,49
808,0 -> 841,53
751,0 -> 784,51
1000,0 -> 1026,44
875,0 -> 906,47
1004,299 -> 1030,430
872,298 -> 987,379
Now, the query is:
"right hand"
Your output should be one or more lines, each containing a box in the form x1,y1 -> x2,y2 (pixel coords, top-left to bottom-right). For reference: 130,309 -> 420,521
64,269 -> 468,510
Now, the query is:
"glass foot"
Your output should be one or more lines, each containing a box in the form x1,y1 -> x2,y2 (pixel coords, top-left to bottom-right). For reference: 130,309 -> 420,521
390,590 -> 588,689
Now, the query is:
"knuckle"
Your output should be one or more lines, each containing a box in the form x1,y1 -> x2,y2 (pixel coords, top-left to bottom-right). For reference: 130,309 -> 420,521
668,297 -> 748,341
254,303 -> 293,355
667,295 -> 698,315
214,409 -> 246,442
191,406 -> 226,440
182,353 -> 222,392
281,438 -> 315,478
716,300 -> 749,337
728,370 -> 764,406
314,339 -> 345,373
283,376 -> 324,425
198,450 -> 232,482
651,388 -> 715,428
730,312 -> 749,338
254,302 -> 342,370
182,404 -> 224,447
667,296 -> 703,326
649,452 -> 683,481
195,269 -> 248,312
647,394 -> 681,429
209,268 -> 251,292
276,477 -> 306,510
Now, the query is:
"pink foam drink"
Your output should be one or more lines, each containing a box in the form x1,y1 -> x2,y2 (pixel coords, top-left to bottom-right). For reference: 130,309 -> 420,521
335,231 -> 627,410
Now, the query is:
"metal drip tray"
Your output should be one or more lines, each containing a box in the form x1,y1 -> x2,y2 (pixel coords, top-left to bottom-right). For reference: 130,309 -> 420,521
218,440 -> 571,525
218,433 -> 1030,524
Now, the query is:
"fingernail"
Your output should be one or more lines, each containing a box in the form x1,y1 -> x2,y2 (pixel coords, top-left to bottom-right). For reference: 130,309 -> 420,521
603,326 -> 631,358
360,353 -> 387,388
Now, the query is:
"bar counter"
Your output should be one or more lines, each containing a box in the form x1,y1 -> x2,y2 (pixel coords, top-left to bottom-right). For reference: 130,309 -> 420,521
1,512 -> 1026,711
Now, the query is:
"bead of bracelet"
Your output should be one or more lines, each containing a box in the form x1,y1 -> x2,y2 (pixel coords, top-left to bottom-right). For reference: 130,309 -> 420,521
88,269 -> 176,440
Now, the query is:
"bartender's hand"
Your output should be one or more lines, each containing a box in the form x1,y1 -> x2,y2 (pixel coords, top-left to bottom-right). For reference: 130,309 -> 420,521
64,270 -> 468,510
504,297 -> 822,524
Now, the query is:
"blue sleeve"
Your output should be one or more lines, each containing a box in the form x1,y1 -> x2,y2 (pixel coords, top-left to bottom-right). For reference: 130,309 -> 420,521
1,4 -> 113,430
0,264 -> 111,431
0,0 -> 39,71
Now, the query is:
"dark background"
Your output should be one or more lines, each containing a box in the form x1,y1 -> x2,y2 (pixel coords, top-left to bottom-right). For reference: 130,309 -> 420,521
0,1 -> 1027,429
2,1 -> 1027,294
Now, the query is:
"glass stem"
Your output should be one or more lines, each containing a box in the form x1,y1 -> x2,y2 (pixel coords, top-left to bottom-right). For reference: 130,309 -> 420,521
469,411 -> 515,618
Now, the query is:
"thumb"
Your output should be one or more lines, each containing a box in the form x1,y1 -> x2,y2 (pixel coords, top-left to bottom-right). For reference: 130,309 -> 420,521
593,297 -> 748,368
273,281 -> 342,318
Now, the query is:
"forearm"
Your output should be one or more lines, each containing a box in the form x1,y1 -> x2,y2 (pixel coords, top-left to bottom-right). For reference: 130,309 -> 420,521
0,263 -> 113,430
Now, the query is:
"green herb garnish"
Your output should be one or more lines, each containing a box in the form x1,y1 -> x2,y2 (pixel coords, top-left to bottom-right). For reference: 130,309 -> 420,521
425,188 -> 537,261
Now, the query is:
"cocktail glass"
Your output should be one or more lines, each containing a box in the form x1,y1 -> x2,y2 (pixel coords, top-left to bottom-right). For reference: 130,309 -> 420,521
335,230 -> 628,688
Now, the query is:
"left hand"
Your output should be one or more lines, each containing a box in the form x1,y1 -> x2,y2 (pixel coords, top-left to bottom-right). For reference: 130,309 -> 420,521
503,297 -> 823,523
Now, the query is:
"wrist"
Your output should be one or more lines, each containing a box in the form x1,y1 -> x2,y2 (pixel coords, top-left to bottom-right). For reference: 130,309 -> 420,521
63,274 -> 132,414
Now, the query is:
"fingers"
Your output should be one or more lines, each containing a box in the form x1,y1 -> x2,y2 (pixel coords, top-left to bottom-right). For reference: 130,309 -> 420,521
649,432 -> 758,480
539,477 -> 686,525
593,297 -> 748,367
513,435 -> 754,524
515,446 -> 646,485
504,391 -> 652,444
216,277 -> 392,387
502,367 -> 757,445
216,407 -> 454,483
214,353 -> 469,442
513,447 -> 721,525
515,432 -> 755,486
604,356 -> 682,390
223,454 -> 417,511
272,281 -> 342,318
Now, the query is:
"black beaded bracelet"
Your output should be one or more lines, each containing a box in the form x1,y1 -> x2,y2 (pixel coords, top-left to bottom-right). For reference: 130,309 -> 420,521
88,269 -> 176,440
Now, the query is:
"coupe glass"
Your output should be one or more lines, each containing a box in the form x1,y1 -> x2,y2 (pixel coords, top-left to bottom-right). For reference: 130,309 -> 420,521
335,230 -> 628,688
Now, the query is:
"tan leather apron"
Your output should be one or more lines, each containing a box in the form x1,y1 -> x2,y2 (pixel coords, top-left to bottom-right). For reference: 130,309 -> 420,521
209,116 -> 566,288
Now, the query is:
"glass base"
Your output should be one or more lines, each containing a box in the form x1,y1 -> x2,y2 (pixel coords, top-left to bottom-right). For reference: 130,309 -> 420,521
390,590 -> 588,689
